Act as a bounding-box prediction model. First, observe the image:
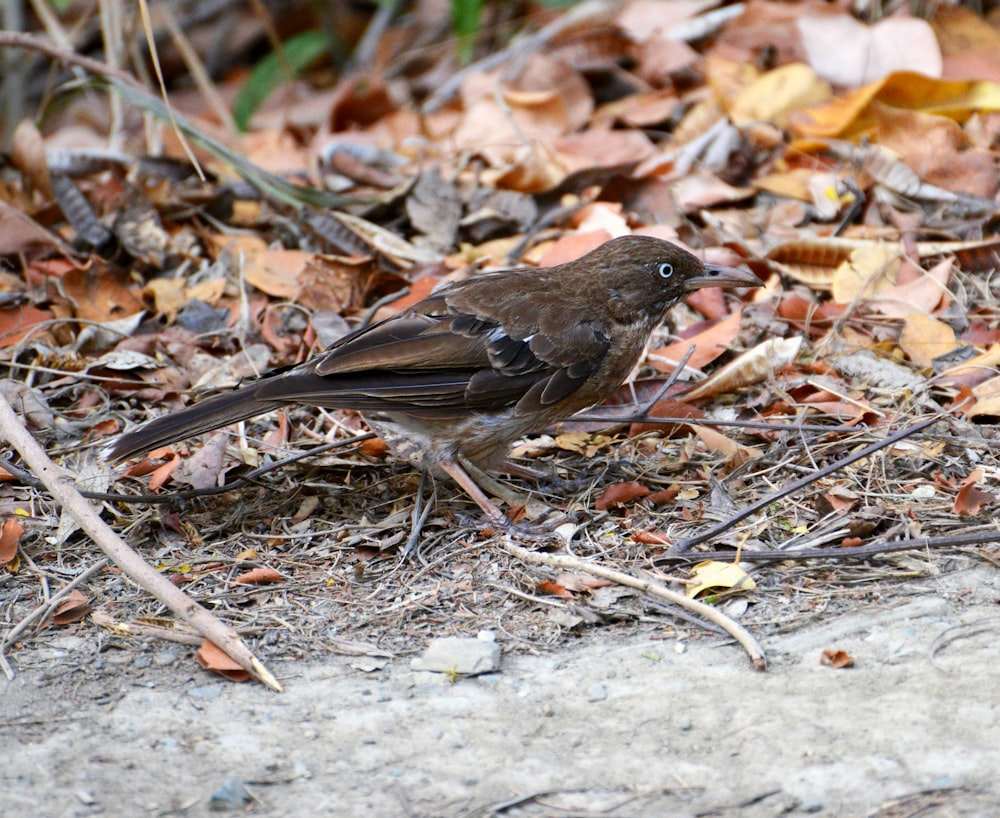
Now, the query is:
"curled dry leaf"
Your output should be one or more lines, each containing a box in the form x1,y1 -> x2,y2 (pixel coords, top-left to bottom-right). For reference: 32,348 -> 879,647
197,639 -> 250,682
52,589 -> 92,625
952,469 -> 997,516
820,649 -> 856,669
684,336 -> 802,401
686,561 -> 756,599
0,516 -> 25,563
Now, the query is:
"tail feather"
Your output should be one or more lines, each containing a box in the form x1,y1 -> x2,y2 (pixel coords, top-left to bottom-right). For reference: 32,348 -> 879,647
103,389 -> 283,463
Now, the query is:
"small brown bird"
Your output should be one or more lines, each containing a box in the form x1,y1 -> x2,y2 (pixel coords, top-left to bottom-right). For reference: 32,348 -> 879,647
105,236 -> 761,520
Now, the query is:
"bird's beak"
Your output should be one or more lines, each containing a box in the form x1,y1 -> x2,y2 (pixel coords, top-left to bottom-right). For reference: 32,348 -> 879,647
686,263 -> 763,290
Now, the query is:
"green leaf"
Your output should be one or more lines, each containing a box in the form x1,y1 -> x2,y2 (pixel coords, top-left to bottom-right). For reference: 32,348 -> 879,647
451,0 -> 483,64
233,29 -> 333,131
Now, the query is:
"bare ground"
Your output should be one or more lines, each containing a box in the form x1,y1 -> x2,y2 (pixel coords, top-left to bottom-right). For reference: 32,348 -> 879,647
3,557 -> 998,818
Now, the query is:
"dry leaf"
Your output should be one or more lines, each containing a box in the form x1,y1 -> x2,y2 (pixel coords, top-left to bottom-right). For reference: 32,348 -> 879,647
52,590 -> 92,625
952,469 -> 997,516
0,517 -> 25,563
898,313 -> 958,367
686,560 -> 756,598
820,649 -> 856,668
196,640 -> 250,682
595,481 -> 651,511
232,567 -> 284,586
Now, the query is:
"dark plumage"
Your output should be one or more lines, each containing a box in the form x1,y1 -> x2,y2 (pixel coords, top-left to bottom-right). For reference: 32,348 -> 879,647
105,236 -> 762,519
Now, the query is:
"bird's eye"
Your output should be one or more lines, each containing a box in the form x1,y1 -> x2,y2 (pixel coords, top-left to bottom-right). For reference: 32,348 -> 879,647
658,262 -> 674,279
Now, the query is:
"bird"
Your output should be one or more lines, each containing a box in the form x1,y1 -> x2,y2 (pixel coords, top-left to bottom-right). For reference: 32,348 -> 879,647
104,235 -> 762,522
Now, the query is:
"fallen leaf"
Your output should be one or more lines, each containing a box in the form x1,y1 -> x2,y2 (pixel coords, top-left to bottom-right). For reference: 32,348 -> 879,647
595,481 -> 651,511
52,590 -> 92,625
686,560 -> 756,598
898,313 -> 958,367
952,469 -> 997,516
0,517 -> 25,563
232,567 -> 284,586
196,640 -> 250,682
820,649 -> 856,669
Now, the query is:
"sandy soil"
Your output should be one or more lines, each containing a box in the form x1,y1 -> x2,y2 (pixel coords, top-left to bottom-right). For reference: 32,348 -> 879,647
3,559 -> 998,818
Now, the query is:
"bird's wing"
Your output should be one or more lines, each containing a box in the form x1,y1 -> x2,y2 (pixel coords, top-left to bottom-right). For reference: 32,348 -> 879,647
254,278 -> 612,419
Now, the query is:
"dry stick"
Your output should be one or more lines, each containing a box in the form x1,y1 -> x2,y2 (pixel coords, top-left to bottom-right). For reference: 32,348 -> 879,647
499,536 -> 767,670
659,528 -> 1000,564
673,413 -> 944,553
0,393 -> 282,692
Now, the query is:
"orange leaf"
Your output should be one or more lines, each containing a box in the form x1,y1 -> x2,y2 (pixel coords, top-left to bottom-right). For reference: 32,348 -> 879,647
0,305 -> 54,348
952,470 -> 997,516
595,481 -> 650,511
632,529 -> 671,545
536,580 -> 572,598
232,567 -> 283,586
647,311 -> 743,374
148,454 -> 181,491
820,649 -> 856,669
0,517 -> 24,563
196,640 -> 250,682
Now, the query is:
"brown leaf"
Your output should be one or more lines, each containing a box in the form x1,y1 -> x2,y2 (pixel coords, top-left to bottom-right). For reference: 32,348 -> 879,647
631,529 -> 671,545
595,481 -> 651,511
648,311 -> 743,373
232,567 -> 284,586
0,305 -> 55,349
196,640 -> 250,682
0,517 -> 25,563
952,469 -> 997,516
52,590 -> 92,625
820,649 -> 856,669
536,579 -> 573,599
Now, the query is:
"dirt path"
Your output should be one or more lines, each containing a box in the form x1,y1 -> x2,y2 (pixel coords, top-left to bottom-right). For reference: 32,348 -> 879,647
3,562 -> 998,817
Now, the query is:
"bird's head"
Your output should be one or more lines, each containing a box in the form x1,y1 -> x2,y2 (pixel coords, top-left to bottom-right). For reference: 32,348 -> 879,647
571,235 -> 763,319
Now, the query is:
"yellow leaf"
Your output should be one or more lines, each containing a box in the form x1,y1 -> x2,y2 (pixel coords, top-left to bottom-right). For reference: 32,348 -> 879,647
898,313 -> 958,367
831,243 -> 902,303
792,71 -> 1000,138
687,561 -> 756,599
730,63 -> 831,127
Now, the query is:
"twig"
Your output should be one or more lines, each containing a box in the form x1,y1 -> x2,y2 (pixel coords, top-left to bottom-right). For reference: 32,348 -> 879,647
497,535 -> 766,670
658,528 -> 1000,564
0,391 -> 282,691
672,413 -> 944,553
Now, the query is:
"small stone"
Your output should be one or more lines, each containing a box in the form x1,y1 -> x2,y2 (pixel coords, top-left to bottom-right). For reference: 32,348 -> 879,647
187,685 -> 223,701
208,778 -> 251,811
410,637 -> 501,675
587,684 -> 607,702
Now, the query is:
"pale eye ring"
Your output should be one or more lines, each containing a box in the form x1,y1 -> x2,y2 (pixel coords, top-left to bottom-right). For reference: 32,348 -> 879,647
658,262 -> 674,279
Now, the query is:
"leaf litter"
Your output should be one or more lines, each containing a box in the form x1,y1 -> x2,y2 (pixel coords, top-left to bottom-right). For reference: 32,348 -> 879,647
1,2 -> 999,684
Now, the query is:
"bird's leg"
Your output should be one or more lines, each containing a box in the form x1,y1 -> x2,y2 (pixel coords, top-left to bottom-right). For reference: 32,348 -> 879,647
437,460 -> 509,525
461,458 -> 534,508
449,459 -> 581,534
499,460 -> 548,482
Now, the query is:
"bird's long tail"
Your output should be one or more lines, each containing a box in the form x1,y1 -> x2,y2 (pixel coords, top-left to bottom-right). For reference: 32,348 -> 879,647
103,389 -> 284,463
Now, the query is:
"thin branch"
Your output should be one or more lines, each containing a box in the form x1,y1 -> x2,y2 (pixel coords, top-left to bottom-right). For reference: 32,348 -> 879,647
0,391 -> 282,691
672,413 -> 944,553
498,535 -> 766,670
